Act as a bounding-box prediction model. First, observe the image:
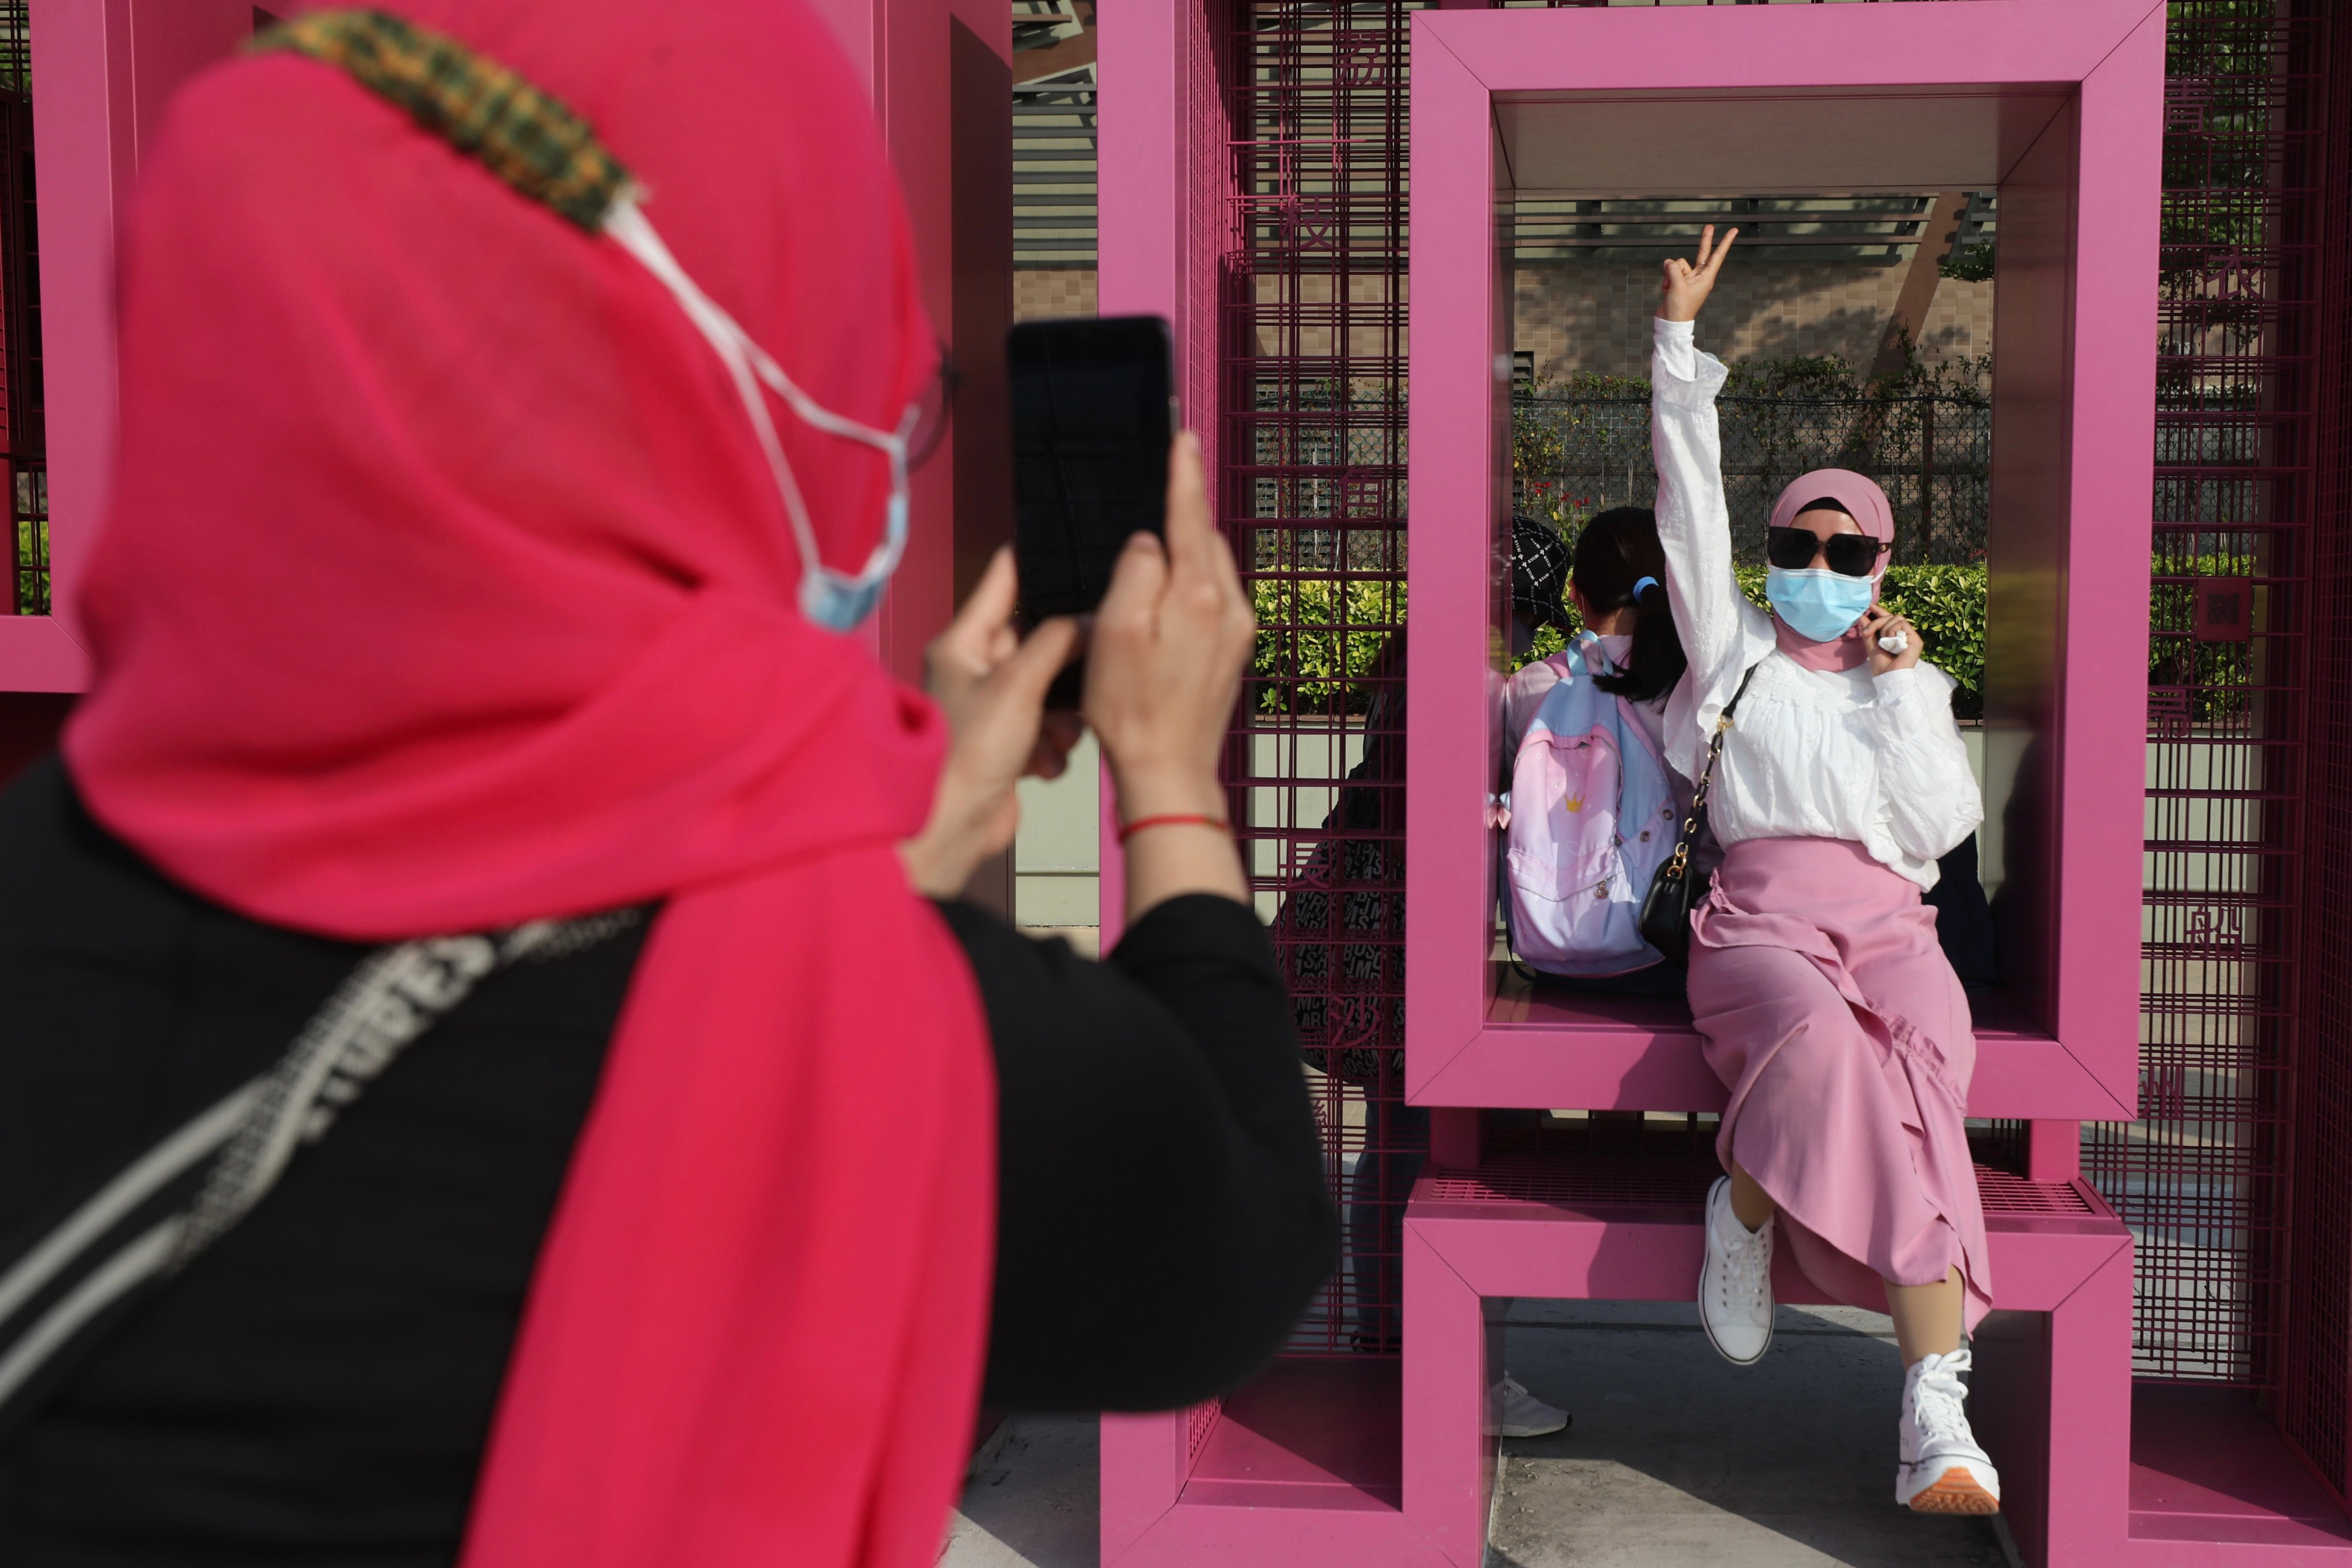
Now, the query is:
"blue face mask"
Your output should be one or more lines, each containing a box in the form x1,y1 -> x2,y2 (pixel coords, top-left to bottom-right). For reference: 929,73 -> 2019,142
606,198 -> 917,634
1766,566 -> 1875,644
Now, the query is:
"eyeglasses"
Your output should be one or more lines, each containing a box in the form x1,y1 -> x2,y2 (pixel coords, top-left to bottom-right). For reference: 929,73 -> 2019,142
906,346 -> 960,472
1766,526 -> 1887,578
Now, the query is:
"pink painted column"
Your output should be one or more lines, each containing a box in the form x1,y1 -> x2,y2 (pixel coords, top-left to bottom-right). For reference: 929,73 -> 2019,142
1095,0 -> 1210,1550
1400,1223 -> 1493,1567
1400,11 -> 1506,1103
811,0 -> 1014,693
810,0 -> 1015,909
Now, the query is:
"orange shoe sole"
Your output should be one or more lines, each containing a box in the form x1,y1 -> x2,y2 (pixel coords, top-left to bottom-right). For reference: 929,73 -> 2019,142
1907,1467 -> 2000,1515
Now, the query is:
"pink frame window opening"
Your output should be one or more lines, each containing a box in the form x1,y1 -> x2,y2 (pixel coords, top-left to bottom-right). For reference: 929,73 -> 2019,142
1404,0 -> 2166,1122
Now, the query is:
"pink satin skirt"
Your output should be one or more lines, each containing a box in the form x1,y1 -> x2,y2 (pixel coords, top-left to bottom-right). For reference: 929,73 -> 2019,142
1689,837 -> 1992,1331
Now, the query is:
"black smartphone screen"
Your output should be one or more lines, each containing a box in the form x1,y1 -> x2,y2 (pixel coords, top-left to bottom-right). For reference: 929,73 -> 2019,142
1010,316 -> 1176,623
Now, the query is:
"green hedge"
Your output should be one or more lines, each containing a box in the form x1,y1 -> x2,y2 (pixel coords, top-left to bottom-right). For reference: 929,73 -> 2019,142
1250,577 -> 1405,716
1246,567 -> 1988,719
1253,555 -> 2250,728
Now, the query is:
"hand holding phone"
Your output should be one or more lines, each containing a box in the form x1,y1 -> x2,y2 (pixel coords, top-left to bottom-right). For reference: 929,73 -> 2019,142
898,548 -> 1084,898
1090,432 -> 1255,920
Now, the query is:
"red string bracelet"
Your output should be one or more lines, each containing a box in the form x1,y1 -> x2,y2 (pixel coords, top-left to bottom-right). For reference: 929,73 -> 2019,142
1118,812 -> 1231,845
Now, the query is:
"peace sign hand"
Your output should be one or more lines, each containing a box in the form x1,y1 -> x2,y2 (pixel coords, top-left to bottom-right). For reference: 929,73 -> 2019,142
1659,223 -> 1739,324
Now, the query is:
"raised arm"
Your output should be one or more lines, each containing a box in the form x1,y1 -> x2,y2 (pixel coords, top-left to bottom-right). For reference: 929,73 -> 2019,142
1650,227 -> 1774,770
1651,320 -> 1760,688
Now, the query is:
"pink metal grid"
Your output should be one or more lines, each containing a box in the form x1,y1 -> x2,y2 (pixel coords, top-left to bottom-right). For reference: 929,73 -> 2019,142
2079,0 -> 2330,1401
2282,0 -> 2352,1507
1225,0 -> 1414,1358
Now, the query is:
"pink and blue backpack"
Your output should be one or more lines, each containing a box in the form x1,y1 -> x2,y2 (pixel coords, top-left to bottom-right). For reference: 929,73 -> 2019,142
1503,636 -> 1681,977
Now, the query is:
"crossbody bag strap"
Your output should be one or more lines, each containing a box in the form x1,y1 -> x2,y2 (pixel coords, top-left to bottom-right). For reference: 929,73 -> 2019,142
1658,662 -> 1760,889
0,909 -> 640,1442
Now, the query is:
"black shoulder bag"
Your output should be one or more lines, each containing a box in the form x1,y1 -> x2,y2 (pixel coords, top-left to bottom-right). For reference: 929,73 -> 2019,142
1638,664 -> 1758,964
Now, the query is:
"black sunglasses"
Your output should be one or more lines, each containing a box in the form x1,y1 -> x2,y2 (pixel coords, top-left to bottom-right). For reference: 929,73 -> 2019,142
1766,525 -> 1887,578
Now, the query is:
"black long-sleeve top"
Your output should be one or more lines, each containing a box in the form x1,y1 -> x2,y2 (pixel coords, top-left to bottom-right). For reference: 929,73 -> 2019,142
0,758 -> 1335,1562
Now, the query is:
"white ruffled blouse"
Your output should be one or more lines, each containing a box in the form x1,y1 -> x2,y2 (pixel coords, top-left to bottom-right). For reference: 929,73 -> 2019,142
1650,316 -> 1982,890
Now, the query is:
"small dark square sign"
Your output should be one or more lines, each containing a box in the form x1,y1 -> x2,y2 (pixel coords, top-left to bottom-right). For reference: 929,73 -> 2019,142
2193,577 -> 2254,643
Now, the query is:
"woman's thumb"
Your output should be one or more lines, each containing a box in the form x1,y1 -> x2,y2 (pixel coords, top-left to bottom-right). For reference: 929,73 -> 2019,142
1096,528 -> 1169,638
999,615 -> 1083,704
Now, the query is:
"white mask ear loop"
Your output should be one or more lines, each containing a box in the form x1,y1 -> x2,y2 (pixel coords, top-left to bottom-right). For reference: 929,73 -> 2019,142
603,196 -> 914,614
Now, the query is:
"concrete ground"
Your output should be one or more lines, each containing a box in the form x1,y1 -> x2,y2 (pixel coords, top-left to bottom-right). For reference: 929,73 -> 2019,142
940,1300 -> 2019,1568
942,1411 -> 1099,1568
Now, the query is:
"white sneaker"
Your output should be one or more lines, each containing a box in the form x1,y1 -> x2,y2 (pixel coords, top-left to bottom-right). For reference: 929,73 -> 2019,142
1489,1374 -> 1569,1438
1698,1176 -> 1774,1365
1897,1347 -> 2001,1514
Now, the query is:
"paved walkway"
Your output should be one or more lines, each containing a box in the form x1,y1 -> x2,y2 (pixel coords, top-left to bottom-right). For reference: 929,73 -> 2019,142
940,1302 -> 2018,1567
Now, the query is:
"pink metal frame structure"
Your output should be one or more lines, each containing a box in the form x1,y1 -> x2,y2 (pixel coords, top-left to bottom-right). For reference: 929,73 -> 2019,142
1100,0 -> 2341,1563
1405,0 -> 2162,1130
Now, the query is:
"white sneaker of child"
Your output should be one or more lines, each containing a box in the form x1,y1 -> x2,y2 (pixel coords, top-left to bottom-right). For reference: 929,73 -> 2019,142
1489,1374 -> 1569,1438
1698,1175 -> 1774,1365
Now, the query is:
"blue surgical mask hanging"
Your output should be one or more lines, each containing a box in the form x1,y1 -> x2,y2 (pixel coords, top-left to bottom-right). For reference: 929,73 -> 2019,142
604,196 -> 918,633
1766,566 -> 1876,644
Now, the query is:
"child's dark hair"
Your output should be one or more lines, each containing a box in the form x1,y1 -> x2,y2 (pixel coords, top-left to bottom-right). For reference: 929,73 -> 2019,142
1573,506 -> 1688,705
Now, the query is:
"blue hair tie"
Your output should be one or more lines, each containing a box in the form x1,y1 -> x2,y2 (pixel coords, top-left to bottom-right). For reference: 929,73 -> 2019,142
1631,576 -> 1660,603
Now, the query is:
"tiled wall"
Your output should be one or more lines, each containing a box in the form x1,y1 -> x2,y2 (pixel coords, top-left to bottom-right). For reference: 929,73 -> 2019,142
1014,268 -> 1099,322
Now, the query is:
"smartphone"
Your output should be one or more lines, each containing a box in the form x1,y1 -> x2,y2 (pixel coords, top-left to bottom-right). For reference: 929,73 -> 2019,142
1009,315 -> 1177,707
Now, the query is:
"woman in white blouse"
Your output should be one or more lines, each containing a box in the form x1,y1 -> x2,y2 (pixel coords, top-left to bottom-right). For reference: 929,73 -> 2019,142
1650,227 -> 2000,1516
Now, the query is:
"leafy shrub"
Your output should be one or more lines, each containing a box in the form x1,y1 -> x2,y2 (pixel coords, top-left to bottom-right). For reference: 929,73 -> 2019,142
1249,576 -> 1405,716
1940,239 -> 1996,283
1883,566 -> 1989,719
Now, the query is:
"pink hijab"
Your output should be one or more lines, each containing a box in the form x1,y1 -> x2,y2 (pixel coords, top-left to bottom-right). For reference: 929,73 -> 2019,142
64,6 -> 991,1566
1768,467 -> 1894,671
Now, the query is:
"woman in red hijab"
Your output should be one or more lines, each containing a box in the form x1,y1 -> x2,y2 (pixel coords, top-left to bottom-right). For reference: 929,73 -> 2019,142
0,5 -> 1331,1563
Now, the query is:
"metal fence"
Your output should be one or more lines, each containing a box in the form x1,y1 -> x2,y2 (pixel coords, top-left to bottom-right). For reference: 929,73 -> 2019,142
1513,392 -> 1991,566
1224,0 -> 1411,1357
2075,0 -> 2334,1416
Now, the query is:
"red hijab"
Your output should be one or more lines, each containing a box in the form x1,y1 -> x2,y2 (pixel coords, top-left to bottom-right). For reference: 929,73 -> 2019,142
63,6 -> 992,1566
1767,466 -> 1895,672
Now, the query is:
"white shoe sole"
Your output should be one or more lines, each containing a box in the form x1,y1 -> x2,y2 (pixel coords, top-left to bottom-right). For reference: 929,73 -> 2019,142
1494,1415 -> 1569,1439
1698,1179 -> 1772,1367
1899,1458 -> 2002,1514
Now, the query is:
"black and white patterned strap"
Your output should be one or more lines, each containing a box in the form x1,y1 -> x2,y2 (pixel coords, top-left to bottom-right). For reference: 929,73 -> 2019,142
0,910 -> 638,1425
